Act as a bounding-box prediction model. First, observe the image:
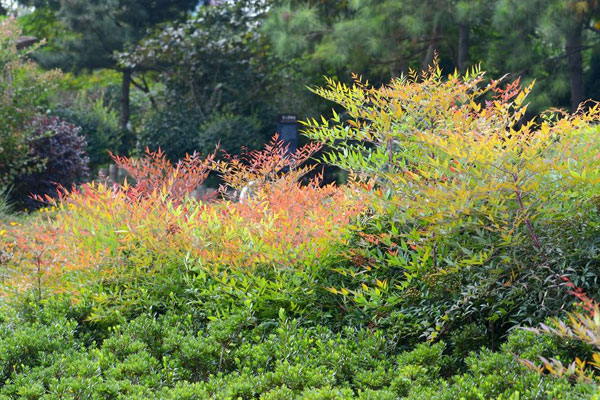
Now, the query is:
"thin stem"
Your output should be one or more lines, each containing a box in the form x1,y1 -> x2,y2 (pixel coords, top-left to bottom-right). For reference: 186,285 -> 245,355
512,172 -> 542,251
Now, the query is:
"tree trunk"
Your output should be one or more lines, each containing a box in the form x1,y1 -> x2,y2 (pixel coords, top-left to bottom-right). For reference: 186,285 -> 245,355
566,25 -> 585,111
120,68 -> 132,132
422,19 -> 440,70
458,22 -> 470,73
5,65 -> 13,105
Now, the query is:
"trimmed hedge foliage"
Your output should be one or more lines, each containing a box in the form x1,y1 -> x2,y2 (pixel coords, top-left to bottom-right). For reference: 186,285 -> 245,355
0,301 -> 592,400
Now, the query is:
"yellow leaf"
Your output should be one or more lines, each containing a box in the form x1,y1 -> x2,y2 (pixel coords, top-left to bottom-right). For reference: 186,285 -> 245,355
515,91 -> 526,106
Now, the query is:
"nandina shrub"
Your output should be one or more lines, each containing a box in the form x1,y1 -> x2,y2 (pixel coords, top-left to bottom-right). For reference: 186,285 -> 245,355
521,279 -> 600,383
11,116 -> 90,210
2,69 -> 600,398
5,64 -> 600,367
0,137 -> 363,315
111,147 -> 214,204
304,63 -> 600,342
212,134 -> 323,196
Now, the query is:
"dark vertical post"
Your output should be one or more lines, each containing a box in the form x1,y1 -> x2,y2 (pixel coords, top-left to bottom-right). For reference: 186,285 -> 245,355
121,68 -> 132,132
566,25 -> 585,111
458,22 -> 470,73
277,114 -> 298,155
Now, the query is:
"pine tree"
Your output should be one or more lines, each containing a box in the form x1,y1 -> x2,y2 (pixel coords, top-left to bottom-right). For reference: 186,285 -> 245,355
264,0 -> 491,82
489,0 -> 600,111
266,0 -> 600,112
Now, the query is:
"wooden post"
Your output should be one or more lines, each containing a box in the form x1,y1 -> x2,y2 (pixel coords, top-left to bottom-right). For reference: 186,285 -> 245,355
16,36 -> 37,50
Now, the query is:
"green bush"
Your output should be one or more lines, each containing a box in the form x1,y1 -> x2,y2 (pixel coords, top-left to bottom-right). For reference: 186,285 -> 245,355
137,105 -> 202,161
198,111 -> 264,155
138,106 -> 266,162
0,18 -> 61,193
0,186 -> 13,219
52,92 -> 122,170
0,304 -> 590,399
0,318 -> 76,383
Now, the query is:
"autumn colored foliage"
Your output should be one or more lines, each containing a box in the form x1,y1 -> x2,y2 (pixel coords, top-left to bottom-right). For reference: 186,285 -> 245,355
0,136 -> 362,297
303,63 -> 600,339
111,147 -> 214,204
523,280 -> 600,383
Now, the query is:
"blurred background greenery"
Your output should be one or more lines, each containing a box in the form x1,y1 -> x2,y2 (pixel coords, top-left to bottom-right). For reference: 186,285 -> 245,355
3,0 -> 600,206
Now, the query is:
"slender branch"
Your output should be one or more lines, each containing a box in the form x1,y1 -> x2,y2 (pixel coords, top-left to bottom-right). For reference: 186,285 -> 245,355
130,75 -> 158,110
512,172 -> 542,251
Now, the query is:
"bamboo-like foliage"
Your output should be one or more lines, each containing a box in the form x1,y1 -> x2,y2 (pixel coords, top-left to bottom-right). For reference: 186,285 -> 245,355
0,138 -> 362,297
523,279 -> 600,383
111,147 -> 215,204
3,64 -> 600,344
303,61 -> 600,283
212,134 -> 323,195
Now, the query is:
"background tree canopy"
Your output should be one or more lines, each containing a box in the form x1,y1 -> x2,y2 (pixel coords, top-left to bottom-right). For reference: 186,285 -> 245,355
19,0 -> 198,132
3,0 -> 600,182
265,0 -> 600,112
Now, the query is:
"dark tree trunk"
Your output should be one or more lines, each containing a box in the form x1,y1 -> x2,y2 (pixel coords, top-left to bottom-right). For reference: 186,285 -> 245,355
120,68 -> 132,132
422,21 -> 440,70
458,22 -> 470,73
566,25 -> 585,111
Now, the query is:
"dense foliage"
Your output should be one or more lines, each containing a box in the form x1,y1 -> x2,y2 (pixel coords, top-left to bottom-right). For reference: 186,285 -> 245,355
265,0 -> 600,112
1,71 -> 600,397
303,64 -> 600,339
11,116 -> 89,209
118,0 -> 289,159
20,0 -> 199,131
8,0 -> 600,183
0,18 -> 60,194
51,92 -> 122,170
0,304 -> 592,399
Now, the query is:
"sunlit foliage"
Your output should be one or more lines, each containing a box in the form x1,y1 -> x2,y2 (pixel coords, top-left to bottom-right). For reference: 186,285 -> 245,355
303,61 -> 600,336
0,137 -> 362,298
